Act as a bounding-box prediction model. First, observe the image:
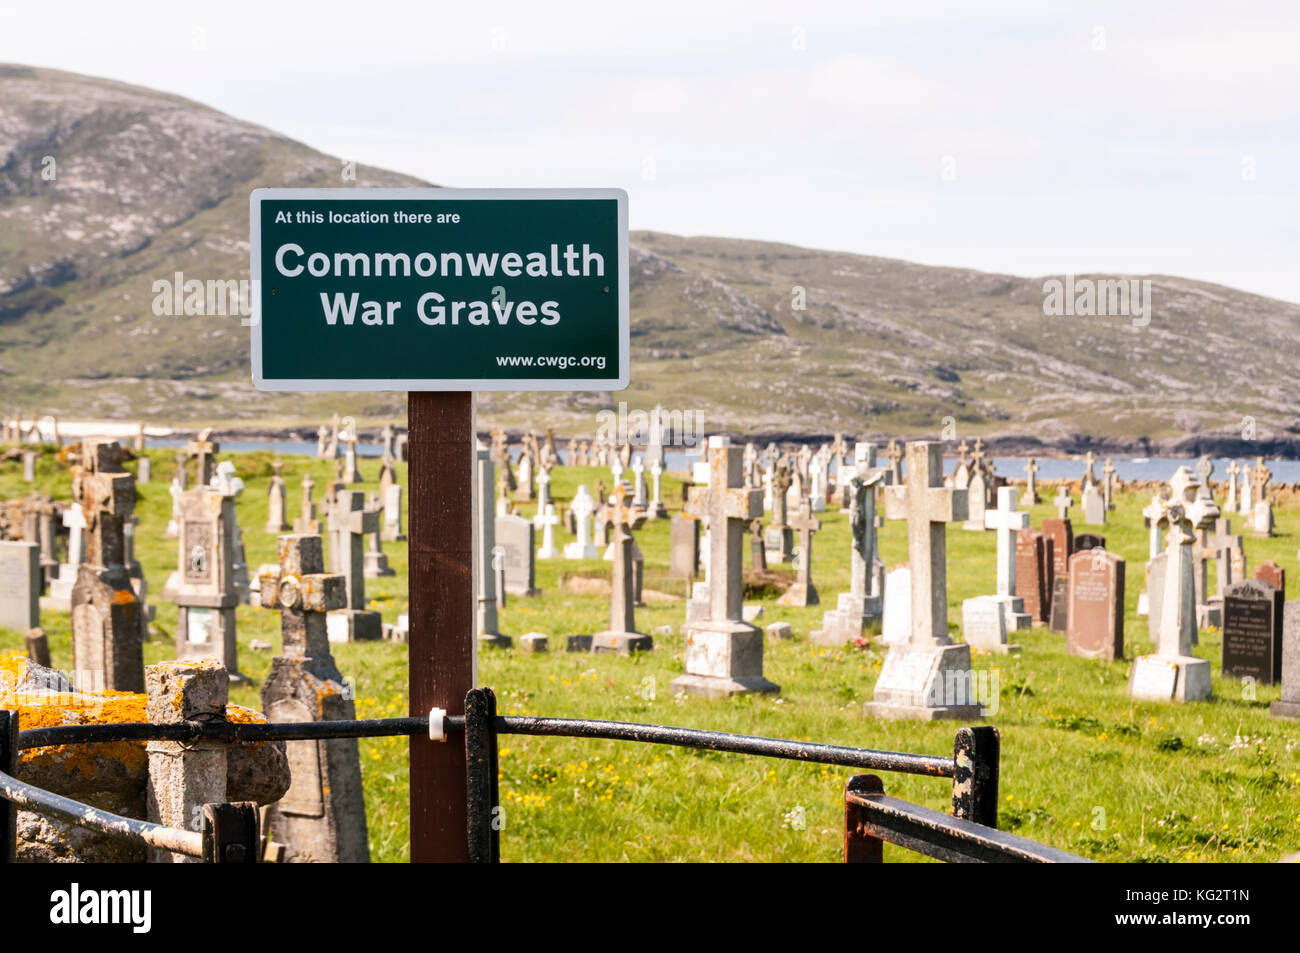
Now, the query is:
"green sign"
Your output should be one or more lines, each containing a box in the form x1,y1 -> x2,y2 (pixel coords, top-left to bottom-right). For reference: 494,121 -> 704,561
250,188 -> 628,391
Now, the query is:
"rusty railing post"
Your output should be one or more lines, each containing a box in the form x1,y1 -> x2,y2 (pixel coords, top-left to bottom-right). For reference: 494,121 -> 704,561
201,801 -> 260,863
1,710 -> 16,863
952,725 -> 1000,828
843,774 -> 884,863
465,687 -> 500,863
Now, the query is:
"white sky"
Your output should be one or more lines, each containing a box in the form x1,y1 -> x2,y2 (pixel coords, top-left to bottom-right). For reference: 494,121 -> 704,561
4,0 -> 1299,303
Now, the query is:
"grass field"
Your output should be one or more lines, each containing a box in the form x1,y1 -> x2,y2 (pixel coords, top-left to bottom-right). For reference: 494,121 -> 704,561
2,444 -> 1298,863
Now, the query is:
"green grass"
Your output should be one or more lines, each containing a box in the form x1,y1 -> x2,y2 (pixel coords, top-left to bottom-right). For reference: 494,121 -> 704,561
3,446 -> 1299,862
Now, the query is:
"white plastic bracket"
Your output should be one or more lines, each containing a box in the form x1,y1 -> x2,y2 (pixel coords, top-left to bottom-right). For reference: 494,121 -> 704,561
429,707 -> 447,742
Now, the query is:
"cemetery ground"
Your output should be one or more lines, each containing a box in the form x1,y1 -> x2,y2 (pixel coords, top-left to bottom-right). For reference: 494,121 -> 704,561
2,447 -> 1299,863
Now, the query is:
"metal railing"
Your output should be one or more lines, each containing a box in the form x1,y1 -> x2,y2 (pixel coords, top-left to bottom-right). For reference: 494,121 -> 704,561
2,688 -> 1088,863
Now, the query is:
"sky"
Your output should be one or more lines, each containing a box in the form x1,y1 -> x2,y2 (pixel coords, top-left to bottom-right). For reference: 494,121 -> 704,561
4,0 -> 1299,303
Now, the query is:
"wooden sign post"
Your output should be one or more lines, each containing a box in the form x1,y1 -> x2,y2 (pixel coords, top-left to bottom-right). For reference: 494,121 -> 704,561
251,188 -> 628,861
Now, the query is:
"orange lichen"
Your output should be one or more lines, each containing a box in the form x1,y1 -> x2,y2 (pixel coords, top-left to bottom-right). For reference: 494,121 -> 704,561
0,651 -> 272,778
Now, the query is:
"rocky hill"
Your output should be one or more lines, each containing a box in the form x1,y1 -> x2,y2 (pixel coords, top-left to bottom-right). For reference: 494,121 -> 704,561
3,64 -> 1299,454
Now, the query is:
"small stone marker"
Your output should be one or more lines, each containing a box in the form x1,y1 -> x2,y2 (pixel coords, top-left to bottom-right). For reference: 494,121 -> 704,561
1066,549 -> 1125,661
868,441 -> 981,719
259,534 -> 369,862
520,632 -> 549,653
22,451 -> 35,483
1221,578 -> 1283,683
962,595 -> 1017,654
766,622 -> 792,641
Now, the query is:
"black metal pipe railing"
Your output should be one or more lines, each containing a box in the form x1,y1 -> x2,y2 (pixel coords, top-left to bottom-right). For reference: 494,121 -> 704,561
0,767 -> 204,857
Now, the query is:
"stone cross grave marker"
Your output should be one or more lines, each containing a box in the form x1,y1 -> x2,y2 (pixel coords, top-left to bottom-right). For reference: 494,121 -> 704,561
647,459 -> 667,518
564,486 -> 600,559
1129,503 -> 1212,701
363,493 -> 395,578
811,469 -> 885,645
1021,457 -> 1040,505
979,486 -> 1031,631
536,503 -> 561,560
670,436 -> 775,698
258,534 -> 369,862
868,441 -> 981,719
294,474 -> 319,533
1102,458 -> 1117,509
1225,460 -> 1239,511
326,490 -> 383,642
777,499 -> 820,607
592,486 -> 652,654
1054,485 -> 1073,520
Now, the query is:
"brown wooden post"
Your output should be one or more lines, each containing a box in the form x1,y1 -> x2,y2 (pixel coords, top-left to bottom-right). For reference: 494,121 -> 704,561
408,391 -> 476,862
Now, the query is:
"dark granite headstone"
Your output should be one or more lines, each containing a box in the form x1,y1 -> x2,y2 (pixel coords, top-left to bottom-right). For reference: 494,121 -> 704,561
1222,578 -> 1283,683
1073,532 -> 1106,552
1066,549 -> 1125,661
1049,574 -> 1069,634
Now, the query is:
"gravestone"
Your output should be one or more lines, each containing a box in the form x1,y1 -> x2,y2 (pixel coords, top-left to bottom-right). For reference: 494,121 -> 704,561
259,534 -> 369,862
880,566 -> 912,645
1255,561 -> 1285,595
266,460 -> 290,532
1074,532 -> 1106,552
22,451 -> 34,483
363,494 -> 395,578
43,503 -> 86,611
1270,602 -> 1300,718
171,477 -> 244,679
1042,517 -> 1074,634
342,430 -> 362,483
294,474 -> 320,533
564,486 -> 600,559
765,461 -> 794,562
1014,529 -> 1053,625
1129,503 -> 1212,702
776,499 -> 820,607
1221,578 -> 1283,683
1066,549 -> 1125,661
1253,500 -> 1274,538
382,482 -> 405,542
811,468 -> 886,645
0,541 -> 40,632
70,439 -> 144,692
496,513 -> 541,597
646,460 -> 668,519
977,486 -> 1031,631
137,456 -> 151,484
668,515 -> 699,579
1021,458 -> 1040,506
1053,486 -> 1072,520
867,441 -> 981,719
962,595 -> 1017,653
474,449 -> 509,648
962,467 -> 988,531
326,490 -> 383,642
535,503 -> 561,560
749,519 -> 767,570
592,488 -> 652,654
670,436 -> 776,697
1102,459 -> 1117,510
1081,482 -> 1106,525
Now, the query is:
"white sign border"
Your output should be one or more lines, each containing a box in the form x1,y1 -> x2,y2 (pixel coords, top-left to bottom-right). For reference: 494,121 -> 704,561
249,187 -> 630,392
